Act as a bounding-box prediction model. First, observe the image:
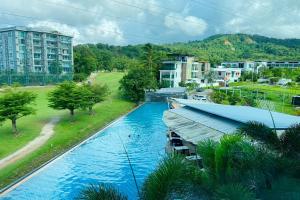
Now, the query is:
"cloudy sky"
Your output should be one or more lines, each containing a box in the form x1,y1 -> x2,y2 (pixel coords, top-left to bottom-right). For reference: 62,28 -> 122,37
0,0 -> 299,45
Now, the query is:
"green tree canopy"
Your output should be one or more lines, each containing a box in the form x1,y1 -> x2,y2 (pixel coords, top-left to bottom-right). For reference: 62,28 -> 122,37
0,89 -> 36,133
82,83 -> 109,114
119,67 -> 156,102
48,81 -> 85,116
74,45 -> 98,75
48,60 -> 63,75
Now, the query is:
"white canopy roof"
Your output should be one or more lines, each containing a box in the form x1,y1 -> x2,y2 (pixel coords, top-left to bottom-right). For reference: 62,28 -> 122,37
173,98 -> 300,130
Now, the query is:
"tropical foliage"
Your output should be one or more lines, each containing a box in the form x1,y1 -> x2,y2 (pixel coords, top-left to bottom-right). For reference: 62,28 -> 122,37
280,123 -> 300,157
77,184 -> 127,200
239,121 -> 280,148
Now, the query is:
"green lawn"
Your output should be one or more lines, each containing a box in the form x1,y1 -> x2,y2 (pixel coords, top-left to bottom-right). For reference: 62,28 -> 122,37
227,82 -> 300,115
230,81 -> 300,94
0,86 -> 65,159
0,72 -> 135,188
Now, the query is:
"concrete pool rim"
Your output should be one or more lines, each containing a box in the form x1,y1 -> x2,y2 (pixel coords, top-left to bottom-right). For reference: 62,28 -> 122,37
0,102 -> 148,196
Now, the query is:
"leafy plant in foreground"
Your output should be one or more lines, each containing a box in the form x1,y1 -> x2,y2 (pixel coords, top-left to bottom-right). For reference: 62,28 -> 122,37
77,184 -> 127,200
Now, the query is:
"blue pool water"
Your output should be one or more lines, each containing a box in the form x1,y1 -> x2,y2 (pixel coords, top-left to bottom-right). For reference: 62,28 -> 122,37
1,103 -> 167,200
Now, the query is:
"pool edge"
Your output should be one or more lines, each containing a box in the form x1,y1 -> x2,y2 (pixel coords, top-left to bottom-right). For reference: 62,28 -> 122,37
0,103 -> 145,196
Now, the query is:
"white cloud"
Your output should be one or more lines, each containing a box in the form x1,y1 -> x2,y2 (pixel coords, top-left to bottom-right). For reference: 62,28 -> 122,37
81,19 -> 125,44
164,13 -> 207,36
0,0 -> 300,44
28,21 -> 79,36
27,19 -> 125,45
218,0 -> 300,38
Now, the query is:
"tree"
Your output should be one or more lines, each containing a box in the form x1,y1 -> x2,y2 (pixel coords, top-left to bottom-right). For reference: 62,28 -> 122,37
208,54 -> 221,67
96,50 -> 113,71
204,71 -> 216,87
140,43 -> 164,81
48,60 -> 63,75
119,67 -> 156,102
0,89 -> 36,133
82,83 -> 109,114
74,45 -> 98,75
78,184 -> 127,200
141,43 -> 156,74
48,81 -> 85,116
198,135 -> 276,192
142,155 -> 199,200
280,123 -> 300,157
238,121 -> 280,148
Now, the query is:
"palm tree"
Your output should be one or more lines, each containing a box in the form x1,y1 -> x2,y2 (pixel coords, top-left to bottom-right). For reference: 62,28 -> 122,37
280,123 -> 300,157
141,154 -> 209,200
198,135 -> 276,194
238,121 -> 280,149
77,184 -> 127,200
214,184 -> 256,200
141,155 -> 186,200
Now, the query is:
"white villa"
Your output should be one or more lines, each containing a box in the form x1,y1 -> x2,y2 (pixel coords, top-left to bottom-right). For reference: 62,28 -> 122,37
213,66 -> 241,85
159,54 -> 210,88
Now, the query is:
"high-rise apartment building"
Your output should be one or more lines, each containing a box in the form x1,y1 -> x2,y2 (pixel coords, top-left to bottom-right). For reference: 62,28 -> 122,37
0,26 -> 73,85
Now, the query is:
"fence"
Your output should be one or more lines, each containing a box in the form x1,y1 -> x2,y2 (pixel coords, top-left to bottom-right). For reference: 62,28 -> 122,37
216,87 -> 297,114
0,73 -> 73,86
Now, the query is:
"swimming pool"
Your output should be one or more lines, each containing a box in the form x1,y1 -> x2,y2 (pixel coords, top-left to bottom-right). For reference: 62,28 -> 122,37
1,103 -> 167,200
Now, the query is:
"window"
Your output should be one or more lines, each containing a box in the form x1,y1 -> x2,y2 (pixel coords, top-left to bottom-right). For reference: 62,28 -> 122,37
19,39 -> 25,44
34,60 -> 41,65
34,53 -> 41,59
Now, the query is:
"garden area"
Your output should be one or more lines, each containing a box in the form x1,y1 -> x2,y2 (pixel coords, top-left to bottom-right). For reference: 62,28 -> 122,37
210,83 -> 300,115
0,72 -> 135,188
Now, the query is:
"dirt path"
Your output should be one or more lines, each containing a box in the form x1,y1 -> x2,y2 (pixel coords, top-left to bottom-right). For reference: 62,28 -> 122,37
0,117 -> 60,170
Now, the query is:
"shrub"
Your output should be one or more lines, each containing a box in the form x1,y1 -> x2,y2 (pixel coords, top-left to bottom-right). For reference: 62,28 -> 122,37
73,73 -> 88,82
228,94 -> 241,105
238,121 -> 280,148
142,155 -> 187,200
280,123 -> 300,157
77,184 -> 127,200
211,91 -> 227,104
215,184 -> 256,200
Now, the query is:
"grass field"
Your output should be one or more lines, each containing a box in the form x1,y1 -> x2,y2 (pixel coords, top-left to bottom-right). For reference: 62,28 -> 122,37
0,72 -> 135,188
0,86 -> 65,159
226,82 -> 300,115
230,81 -> 300,94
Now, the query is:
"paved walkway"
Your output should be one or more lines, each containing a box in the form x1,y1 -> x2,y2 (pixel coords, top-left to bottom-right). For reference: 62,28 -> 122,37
0,117 -> 60,170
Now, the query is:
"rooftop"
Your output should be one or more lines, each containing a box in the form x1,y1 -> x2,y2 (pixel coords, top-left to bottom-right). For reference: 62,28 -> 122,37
0,26 -> 73,37
173,98 -> 300,130
156,87 -> 187,94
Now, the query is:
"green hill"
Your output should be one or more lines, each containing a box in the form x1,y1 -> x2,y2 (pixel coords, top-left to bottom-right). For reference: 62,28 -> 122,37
164,34 -> 300,63
74,34 -> 300,74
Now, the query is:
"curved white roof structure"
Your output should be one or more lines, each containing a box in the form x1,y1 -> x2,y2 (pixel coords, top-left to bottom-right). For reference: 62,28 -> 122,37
173,98 -> 300,130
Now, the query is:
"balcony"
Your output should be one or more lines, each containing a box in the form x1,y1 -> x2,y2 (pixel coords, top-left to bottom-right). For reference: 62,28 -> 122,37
162,74 -> 175,79
161,63 -> 176,70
